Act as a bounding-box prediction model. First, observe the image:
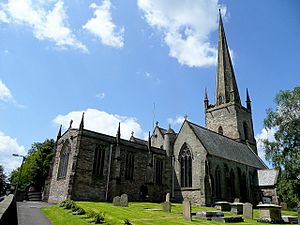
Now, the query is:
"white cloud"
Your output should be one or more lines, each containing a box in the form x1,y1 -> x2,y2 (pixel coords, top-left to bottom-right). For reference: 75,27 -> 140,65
137,0 -> 225,67
255,127 -> 277,164
1,0 -> 87,52
96,92 -> 105,99
83,0 -> 124,48
167,115 -> 185,127
0,80 -> 26,108
0,10 -> 10,23
0,80 -> 13,102
53,108 -> 144,140
0,131 -> 26,174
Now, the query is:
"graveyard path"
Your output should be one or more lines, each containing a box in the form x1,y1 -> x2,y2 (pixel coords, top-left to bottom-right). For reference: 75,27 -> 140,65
17,201 -> 53,225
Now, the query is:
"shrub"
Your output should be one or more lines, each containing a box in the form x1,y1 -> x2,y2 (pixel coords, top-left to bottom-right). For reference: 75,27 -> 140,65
64,200 -> 76,210
123,219 -> 132,225
72,207 -> 86,215
59,200 -> 68,207
92,212 -> 105,224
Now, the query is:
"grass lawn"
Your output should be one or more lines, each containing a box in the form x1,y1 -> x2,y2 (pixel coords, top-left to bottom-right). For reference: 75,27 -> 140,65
41,202 -> 298,225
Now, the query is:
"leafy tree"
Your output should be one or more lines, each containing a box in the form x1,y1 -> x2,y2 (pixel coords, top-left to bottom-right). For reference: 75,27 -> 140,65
262,86 -> 300,206
10,139 -> 55,191
0,165 -> 7,196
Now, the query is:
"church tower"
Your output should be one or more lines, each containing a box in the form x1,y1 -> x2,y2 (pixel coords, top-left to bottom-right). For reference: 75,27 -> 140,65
205,11 -> 257,153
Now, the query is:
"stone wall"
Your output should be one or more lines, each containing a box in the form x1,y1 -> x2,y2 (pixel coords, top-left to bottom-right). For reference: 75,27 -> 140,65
0,195 -> 18,225
48,129 -> 79,203
173,122 -> 207,205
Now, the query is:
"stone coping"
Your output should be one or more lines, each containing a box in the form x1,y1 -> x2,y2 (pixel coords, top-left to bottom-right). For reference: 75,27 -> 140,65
230,202 -> 244,206
215,201 -> 230,205
257,204 -> 282,208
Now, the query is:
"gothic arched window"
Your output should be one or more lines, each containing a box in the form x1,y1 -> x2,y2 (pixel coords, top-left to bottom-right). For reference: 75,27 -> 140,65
58,141 -> 70,179
179,144 -> 192,187
243,122 -> 249,140
92,145 -> 106,177
218,126 -> 223,135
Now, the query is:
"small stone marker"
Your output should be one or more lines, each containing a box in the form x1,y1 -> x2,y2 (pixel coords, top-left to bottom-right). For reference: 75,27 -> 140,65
162,193 -> 171,213
113,196 -> 121,206
166,193 -> 170,202
234,198 -> 240,203
163,201 -> 171,213
280,202 -> 287,210
243,203 -> 253,219
183,200 -> 192,221
120,193 -> 128,207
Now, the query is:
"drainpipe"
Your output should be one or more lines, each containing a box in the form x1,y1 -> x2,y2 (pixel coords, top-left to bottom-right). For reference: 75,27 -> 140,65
105,144 -> 113,201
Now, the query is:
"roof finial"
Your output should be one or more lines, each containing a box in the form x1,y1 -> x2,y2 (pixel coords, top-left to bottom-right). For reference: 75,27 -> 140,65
69,120 -> 73,129
184,115 -> 188,121
155,121 -> 159,127
116,122 -> 121,144
79,112 -> 85,130
131,131 -> 134,137
57,124 -> 62,141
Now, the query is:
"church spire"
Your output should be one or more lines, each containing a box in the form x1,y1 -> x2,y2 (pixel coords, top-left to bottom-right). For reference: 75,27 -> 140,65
204,88 -> 209,110
216,9 -> 241,106
246,88 -> 252,111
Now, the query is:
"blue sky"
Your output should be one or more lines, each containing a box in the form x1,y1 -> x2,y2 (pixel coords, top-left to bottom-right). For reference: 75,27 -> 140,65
0,0 -> 299,174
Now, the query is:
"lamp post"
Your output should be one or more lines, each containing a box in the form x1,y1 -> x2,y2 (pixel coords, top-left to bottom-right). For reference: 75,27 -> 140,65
12,154 -> 26,198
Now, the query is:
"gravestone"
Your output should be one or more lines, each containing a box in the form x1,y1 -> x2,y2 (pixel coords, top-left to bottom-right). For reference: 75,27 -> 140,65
112,196 -> 121,206
182,200 -> 191,221
243,203 -> 253,219
166,193 -> 170,202
234,198 -> 240,203
162,193 -> 171,213
120,193 -> 128,207
280,202 -> 287,210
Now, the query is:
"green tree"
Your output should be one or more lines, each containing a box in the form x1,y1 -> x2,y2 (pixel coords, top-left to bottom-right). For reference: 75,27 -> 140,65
10,139 -> 55,191
0,165 -> 7,196
262,86 -> 300,206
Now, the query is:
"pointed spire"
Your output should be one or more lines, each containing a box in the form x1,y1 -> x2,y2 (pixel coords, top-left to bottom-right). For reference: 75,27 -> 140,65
116,122 -> 121,144
246,88 -> 252,111
79,112 -> 84,130
69,120 -> 73,129
204,88 -> 209,109
56,124 -> 62,141
216,9 -> 241,106
147,131 -> 151,151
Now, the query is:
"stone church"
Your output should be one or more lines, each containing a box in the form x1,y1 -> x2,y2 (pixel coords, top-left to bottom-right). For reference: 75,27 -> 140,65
46,13 -> 271,205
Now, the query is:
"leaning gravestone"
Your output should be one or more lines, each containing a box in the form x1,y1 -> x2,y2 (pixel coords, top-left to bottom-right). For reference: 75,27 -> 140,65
243,203 -> 253,219
120,193 -> 128,207
183,200 -> 191,221
113,196 -> 121,206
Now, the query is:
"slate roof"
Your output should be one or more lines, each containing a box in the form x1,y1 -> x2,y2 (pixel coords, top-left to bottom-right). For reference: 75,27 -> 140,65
188,121 -> 267,169
129,136 -> 148,145
257,169 -> 279,186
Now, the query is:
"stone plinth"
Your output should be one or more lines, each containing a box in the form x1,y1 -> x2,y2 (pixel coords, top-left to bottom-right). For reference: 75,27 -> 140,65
257,204 -> 283,223
215,201 -> 231,211
230,203 -> 243,214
